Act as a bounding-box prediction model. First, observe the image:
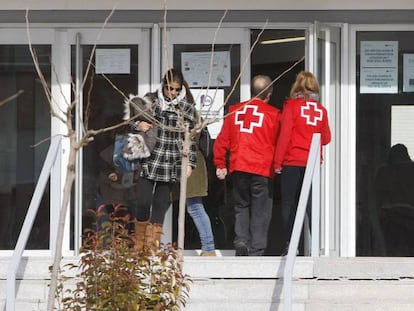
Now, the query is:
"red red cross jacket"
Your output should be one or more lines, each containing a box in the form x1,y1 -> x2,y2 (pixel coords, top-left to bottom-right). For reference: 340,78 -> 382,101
274,97 -> 331,170
213,98 -> 281,178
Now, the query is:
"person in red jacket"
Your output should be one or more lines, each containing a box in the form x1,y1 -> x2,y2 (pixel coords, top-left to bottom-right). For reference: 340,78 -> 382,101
274,71 -> 331,254
214,75 -> 281,256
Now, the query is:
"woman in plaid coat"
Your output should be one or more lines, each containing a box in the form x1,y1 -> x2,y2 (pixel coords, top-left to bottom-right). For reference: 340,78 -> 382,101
132,68 -> 197,251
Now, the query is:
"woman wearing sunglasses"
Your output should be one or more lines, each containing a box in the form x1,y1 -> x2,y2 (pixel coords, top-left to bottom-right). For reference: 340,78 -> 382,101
130,68 -> 197,252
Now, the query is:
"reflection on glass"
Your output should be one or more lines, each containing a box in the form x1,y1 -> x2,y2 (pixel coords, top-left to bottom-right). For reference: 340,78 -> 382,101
0,45 -> 51,250
356,31 -> 414,256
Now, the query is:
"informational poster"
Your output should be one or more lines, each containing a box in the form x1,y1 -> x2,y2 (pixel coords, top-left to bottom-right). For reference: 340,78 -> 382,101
95,49 -> 130,74
403,54 -> 414,92
182,51 -> 231,87
190,88 -> 225,139
360,41 -> 398,94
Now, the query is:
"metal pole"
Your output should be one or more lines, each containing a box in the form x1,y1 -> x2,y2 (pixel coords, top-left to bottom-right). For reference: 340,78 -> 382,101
283,134 -> 320,311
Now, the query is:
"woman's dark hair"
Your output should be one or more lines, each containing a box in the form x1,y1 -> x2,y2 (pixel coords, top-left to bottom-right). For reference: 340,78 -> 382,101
162,68 -> 184,87
182,80 -> 195,104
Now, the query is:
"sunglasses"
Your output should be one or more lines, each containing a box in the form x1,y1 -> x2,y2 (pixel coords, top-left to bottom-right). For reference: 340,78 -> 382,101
164,85 -> 182,92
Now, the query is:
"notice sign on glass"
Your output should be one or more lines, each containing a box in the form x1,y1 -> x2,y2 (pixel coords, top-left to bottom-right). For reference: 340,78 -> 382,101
95,49 -> 130,74
360,41 -> 398,94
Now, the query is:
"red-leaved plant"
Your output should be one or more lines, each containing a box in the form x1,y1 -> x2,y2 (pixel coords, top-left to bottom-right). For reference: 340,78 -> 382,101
56,204 -> 191,311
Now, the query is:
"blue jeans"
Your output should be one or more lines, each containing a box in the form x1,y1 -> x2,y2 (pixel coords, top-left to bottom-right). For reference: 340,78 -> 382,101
186,197 -> 215,253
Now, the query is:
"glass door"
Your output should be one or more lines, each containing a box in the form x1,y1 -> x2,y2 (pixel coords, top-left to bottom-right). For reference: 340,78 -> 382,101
314,22 -> 341,256
0,28 -> 53,252
163,27 -> 248,253
355,30 -> 414,257
67,28 -> 150,253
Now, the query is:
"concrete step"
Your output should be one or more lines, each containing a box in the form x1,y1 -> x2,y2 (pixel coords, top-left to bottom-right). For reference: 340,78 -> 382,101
185,302 -> 414,311
186,279 -> 414,310
2,256 -> 414,310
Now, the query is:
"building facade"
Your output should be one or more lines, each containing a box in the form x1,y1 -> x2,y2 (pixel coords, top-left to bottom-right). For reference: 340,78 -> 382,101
1,1 -> 414,260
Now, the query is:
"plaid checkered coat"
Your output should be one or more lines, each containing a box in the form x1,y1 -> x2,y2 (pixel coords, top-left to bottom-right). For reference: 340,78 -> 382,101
140,90 -> 197,182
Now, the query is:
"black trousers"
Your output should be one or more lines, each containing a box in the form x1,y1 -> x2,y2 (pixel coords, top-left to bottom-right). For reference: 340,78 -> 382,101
280,165 -> 311,242
134,177 -> 173,224
231,171 -> 273,256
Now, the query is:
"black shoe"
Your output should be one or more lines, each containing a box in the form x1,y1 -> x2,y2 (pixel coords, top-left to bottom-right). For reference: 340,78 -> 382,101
235,242 -> 248,256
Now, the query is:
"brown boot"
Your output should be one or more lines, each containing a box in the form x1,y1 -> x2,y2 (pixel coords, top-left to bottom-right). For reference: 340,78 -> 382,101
145,223 -> 163,252
134,220 -> 148,252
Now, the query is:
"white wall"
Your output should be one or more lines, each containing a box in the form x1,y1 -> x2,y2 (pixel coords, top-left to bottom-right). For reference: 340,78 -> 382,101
2,0 -> 414,10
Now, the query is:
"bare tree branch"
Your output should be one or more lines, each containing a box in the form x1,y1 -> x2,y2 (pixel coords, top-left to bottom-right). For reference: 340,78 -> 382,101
0,90 -> 24,107
205,10 -> 228,89
51,63 -> 72,117
223,21 -> 268,107
208,55 -> 306,127
81,8 -> 117,91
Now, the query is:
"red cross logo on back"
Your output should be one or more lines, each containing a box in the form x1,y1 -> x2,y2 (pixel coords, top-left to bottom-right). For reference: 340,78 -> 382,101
301,101 -> 322,126
235,105 -> 264,133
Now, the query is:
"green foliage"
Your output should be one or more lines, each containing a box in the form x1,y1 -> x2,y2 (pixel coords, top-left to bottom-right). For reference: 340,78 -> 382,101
56,206 -> 191,311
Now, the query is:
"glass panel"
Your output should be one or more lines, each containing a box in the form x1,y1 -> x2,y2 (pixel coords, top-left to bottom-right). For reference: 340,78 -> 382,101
251,29 -> 305,255
172,43 -> 241,251
70,45 -> 138,249
251,29 -> 305,110
356,31 -> 414,256
0,45 -> 51,250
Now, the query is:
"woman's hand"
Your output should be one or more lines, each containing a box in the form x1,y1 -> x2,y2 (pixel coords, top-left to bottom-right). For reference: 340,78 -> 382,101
136,121 -> 153,133
186,166 -> 193,178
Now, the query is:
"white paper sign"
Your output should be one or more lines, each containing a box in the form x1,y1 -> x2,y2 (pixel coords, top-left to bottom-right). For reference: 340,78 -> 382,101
182,51 -> 231,87
403,54 -> 414,92
95,49 -> 130,74
360,68 -> 398,94
190,88 -> 225,139
360,41 -> 398,94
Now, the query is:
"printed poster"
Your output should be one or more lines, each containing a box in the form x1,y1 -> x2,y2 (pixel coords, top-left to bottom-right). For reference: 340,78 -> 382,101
182,51 -> 231,87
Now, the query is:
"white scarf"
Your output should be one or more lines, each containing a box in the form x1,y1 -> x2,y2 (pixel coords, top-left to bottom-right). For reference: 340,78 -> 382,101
157,85 -> 187,111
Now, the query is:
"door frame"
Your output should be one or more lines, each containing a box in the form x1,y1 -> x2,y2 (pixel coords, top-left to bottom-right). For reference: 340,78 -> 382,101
60,26 -> 151,255
313,22 -> 343,257
161,23 -> 347,257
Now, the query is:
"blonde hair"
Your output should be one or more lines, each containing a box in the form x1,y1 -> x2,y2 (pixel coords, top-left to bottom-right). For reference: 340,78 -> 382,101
289,71 -> 320,98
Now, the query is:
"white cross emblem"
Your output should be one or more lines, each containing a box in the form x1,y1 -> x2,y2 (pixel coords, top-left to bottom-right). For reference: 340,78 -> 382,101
301,101 -> 323,126
235,105 -> 264,133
